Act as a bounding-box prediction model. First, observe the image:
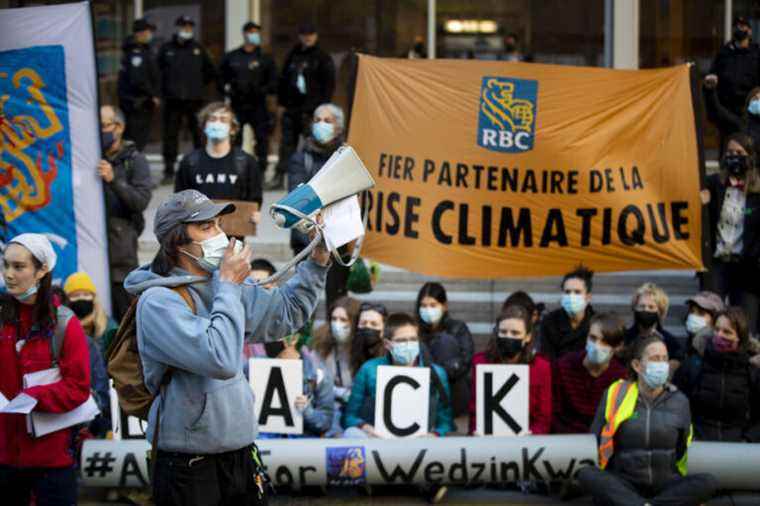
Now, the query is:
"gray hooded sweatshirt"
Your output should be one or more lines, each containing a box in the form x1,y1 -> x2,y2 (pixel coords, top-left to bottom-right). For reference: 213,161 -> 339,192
123,259 -> 327,454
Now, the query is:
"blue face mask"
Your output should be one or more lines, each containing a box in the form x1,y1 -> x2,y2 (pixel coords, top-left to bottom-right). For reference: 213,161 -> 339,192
419,306 -> 443,325
642,361 -> 669,389
561,293 -> 587,316
246,32 -> 261,45
13,283 -> 38,303
312,120 -> 335,144
391,341 -> 420,366
586,340 -> 613,365
749,99 -> 760,116
204,121 -> 230,142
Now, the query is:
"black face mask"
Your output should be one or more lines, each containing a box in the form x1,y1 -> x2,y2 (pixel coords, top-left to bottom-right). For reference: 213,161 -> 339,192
634,310 -> 659,329
264,340 -> 286,358
69,300 -> 94,320
496,337 -> 524,359
723,154 -> 749,178
734,26 -> 750,42
101,131 -> 115,153
355,327 -> 382,350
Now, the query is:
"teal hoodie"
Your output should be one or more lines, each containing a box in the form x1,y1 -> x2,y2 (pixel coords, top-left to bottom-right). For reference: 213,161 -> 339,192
342,353 -> 455,436
123,259 -> 327,454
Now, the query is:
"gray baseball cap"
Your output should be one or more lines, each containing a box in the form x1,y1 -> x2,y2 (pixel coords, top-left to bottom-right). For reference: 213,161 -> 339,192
153,190 -> 235,242
685,291 -> 725,315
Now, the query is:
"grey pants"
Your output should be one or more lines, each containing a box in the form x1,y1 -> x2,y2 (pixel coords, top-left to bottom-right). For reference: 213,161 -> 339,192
577,467 -> 718,506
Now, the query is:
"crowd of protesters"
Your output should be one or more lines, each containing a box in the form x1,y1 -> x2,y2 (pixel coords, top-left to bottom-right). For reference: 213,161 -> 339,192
4,13 -> 760,506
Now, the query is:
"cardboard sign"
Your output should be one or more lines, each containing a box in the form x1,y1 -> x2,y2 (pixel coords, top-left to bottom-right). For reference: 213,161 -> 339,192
109,382 -> 147,440
374,365 -> 430,439
250,358 -> 303,435
476,364 -> 530,436
216,200 -> 259,237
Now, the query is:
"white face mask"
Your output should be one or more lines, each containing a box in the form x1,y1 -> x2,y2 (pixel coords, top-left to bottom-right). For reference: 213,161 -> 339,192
331,320 -> 351,343
178,30 -> 194,40
419,306 -> 443,325
685,313 -> 708,335
181,232 -> 235,272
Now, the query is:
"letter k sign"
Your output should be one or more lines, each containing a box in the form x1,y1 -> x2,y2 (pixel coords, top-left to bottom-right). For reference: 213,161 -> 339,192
485,372 -> 522,434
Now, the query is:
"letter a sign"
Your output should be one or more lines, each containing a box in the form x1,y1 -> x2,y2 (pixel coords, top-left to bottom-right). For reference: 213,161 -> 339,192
476,364 -> 529,436
250,358 -> 303,435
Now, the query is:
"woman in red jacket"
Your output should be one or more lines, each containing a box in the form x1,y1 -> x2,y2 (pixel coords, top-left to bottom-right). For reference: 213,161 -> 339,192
468,305 -> 552,434
0,234 -> 90,504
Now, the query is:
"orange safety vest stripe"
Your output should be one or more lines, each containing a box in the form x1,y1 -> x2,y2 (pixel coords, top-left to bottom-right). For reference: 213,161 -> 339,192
598,380 -> 634,469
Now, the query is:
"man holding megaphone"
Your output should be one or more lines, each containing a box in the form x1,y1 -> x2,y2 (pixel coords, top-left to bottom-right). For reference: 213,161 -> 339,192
122,189 -> 330,505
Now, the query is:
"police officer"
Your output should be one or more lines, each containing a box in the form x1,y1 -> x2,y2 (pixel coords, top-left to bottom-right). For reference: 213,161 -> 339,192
158,15 -> 217,185
219,22 -> 277,175
267,22 -> 335,190
117,18 -> 160,152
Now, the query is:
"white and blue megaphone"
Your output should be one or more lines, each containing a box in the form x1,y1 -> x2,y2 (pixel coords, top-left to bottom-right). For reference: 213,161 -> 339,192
259,145 -> 375,285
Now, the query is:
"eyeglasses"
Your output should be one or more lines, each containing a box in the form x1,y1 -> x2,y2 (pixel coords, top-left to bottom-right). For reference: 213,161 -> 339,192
359,302 -> 388,317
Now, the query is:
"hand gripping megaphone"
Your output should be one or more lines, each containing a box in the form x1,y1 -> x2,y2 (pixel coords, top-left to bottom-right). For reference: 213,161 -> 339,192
256,145 -> 375,285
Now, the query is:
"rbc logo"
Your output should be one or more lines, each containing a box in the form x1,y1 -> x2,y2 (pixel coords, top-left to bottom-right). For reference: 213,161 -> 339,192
477,76 -> 538,153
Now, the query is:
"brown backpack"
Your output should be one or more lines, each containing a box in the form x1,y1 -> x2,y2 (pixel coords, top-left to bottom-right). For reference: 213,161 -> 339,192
106,286 -> 196,420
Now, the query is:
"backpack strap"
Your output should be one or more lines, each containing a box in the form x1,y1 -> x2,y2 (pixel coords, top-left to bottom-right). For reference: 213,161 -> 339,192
51,305 -> 75,367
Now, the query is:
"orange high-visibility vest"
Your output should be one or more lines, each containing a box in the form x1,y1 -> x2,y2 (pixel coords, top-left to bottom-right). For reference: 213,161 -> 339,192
598,379 -> 638,469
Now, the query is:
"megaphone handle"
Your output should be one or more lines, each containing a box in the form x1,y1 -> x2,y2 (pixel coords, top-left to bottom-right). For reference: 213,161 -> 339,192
252,229 -> 324,287
331,191 -> 370,268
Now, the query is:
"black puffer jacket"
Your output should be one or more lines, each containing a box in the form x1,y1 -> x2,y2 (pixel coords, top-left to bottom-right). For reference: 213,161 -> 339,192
710,41 -> 760,118
420,314 -> 474,417
675,342 -> 760,442
158,35 -> 216,101
277,43 -> 335,112
591,384 -> 691,490
117,36 -> 160,110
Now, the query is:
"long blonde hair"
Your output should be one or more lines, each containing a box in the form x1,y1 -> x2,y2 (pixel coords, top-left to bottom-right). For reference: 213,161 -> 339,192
79,298 -> 109,342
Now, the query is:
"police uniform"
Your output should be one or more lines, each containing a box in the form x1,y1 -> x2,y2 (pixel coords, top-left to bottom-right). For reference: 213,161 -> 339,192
158,19 -> 217,179
117,24 -> 160,151
271,30 -> 335,188
219,45 -> 277,174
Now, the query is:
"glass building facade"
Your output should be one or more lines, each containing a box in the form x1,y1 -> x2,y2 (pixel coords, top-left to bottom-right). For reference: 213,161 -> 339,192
2,0 -> 757,152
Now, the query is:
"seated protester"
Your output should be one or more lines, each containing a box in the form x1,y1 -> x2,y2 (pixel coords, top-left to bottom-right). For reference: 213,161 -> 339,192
578,336 -> 718,506
174,102 -> 262,237
540,265 -> 595,360
684,291 -> 725,356
342,312 -> 455,438
552,313 -> 627,434
256,338 -> 335,438
311,296 -> 361,437
468,305 -> 552,435
63,272 -> 118,357
249,257 -> 276,289
674,307 -> 760,442
625,283 -> 683,369
63,272 -> 115,436
350,302 -> 388,377
416,282 -> 474,417
502,290 -> 545,351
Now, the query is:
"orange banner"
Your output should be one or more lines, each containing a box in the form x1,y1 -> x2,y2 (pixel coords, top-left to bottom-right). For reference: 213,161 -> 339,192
348,55 -> 704,278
